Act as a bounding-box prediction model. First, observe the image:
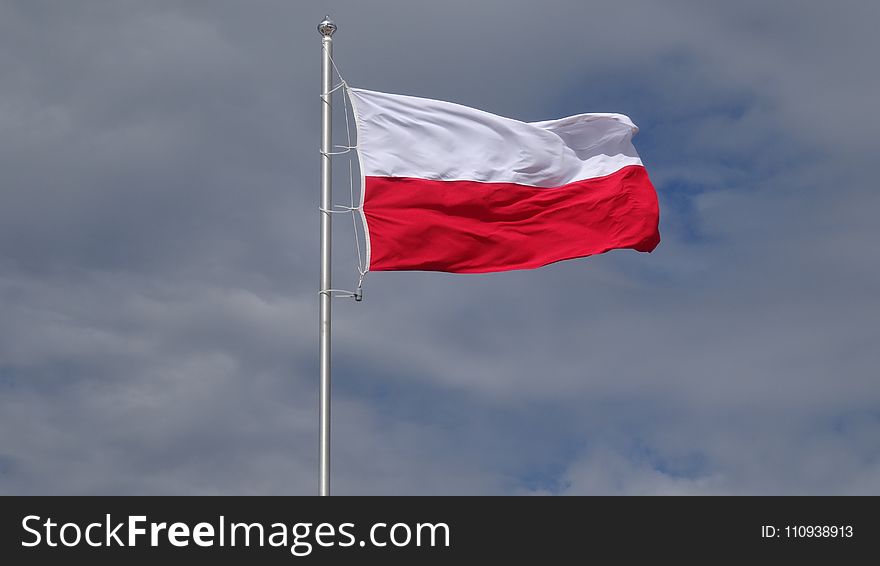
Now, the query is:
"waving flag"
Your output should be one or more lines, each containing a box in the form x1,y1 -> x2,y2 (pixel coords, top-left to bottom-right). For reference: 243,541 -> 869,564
348,88 -> 660,273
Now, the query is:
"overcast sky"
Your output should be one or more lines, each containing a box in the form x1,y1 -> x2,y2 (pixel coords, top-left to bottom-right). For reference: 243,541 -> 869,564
1,0 -> 878,495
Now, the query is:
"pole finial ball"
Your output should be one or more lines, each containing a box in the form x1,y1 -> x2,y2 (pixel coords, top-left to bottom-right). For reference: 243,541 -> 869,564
318,16 -> 336,37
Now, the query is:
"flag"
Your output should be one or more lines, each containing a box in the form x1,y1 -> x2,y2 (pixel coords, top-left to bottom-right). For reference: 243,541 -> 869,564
348,88 -> 660,273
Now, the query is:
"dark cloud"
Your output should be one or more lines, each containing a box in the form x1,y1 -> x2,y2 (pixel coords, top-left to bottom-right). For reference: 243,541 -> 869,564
1,0 -> 878,494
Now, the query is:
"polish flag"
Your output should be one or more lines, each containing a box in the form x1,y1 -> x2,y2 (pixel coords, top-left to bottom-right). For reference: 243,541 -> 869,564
348,88 -> 660,273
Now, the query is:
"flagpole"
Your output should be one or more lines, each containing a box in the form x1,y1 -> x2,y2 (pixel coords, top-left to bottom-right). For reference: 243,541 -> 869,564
318,15 -> 336,496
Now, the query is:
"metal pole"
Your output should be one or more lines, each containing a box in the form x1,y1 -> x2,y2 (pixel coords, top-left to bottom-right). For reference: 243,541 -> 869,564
318,15 -> 336,496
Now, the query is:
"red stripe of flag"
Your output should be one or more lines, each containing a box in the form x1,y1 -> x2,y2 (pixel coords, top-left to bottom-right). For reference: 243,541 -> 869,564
364,165 -> 660,273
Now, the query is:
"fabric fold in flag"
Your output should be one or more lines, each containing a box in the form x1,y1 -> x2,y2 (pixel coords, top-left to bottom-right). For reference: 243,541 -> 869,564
348,87 -> 660,273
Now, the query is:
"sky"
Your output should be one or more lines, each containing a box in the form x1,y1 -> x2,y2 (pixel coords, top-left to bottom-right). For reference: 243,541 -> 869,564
1,0 -> 878,495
